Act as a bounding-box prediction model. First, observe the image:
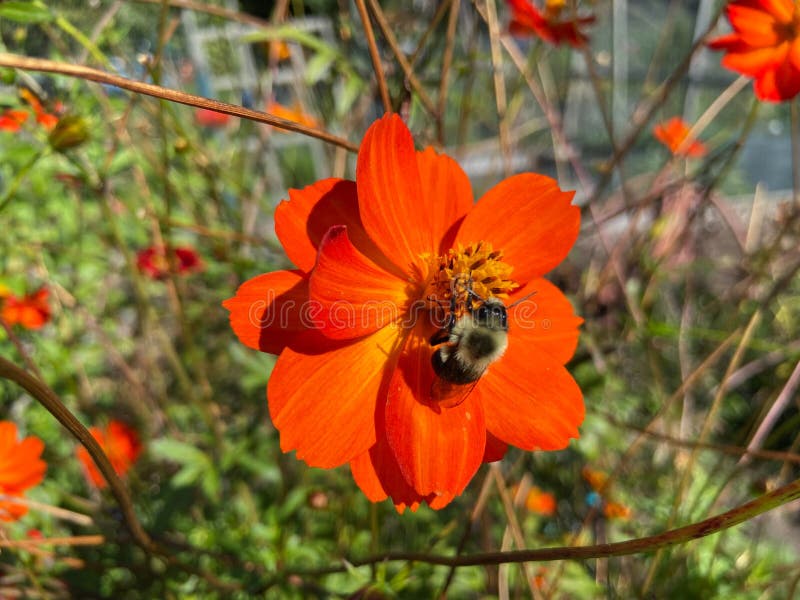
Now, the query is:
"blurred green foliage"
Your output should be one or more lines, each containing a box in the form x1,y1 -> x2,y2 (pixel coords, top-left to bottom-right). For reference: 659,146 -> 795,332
0,0 -> 799,598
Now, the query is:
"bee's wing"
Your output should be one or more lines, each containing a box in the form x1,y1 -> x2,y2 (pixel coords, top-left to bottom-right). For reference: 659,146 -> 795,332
430,377 -> 480,408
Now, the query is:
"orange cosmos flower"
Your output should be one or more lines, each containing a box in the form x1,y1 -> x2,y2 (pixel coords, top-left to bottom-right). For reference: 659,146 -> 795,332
525,486 -> 557,515
0,287 -> 51,330
709,0 -> 800,102
506,0 -> 595,47
76,421 -> 141,489
0,421 -> 47,521
136,245 -> 203,280
266,101 -> 319,130
224,114 -> 583,511
653,117 -> 708,157
0,109 -> 29,132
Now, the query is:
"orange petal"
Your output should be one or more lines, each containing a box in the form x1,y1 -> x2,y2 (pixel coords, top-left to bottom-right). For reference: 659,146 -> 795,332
476,327 -> 584,451
416,147 -> 474,253
268,325 -> 401,468
483,430 -> 508,463
384,325 -> 486,500
507,279 -> 582,365
0,437 -> 45,492
0,497 -> 29,521
274,178 -> 393,273
457,174 -> 579,283
751,0 -> 794,22
350,437 -> 426,513
309,226 -> 410,340
722,43 -> 788,76
727,4 -> 782,47
754,60 -> 800,101
223,269 -> 330,355
356,114 -> 433,276
0,422 -> 17,458
708,33 -> 747,51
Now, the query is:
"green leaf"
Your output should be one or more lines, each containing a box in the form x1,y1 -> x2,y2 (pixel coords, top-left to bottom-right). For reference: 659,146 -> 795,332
304,52 -> 335,85
151,439 -> 207,465
336,75 -> 365,118
172,464 -> 203,488
0,1 -> 53,23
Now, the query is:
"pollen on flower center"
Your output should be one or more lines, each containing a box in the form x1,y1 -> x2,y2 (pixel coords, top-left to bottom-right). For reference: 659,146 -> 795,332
424,241 -> 519,321
545,0 -> 567,19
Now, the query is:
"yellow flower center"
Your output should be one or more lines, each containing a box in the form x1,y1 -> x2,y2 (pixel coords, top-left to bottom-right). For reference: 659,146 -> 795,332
545,0 -> 567,19
424,241 -> 518,321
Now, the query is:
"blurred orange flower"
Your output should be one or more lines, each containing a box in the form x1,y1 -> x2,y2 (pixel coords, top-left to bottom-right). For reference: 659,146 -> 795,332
525,486 -> 557,515
533,566 -> 548,590
653,117 -> 707,157
0,287 -> 51,330
224,114 -> 583,511
269,40 -> 292,62
20,88 -> 59,130
603,501 -> 631,520
0,421 -> 47,521
136,245 -> 203,280
581,466 -> 608,492
709,0 -> 800,102
0,109 -> 29,132
266,101 -> 318,130
76,421 -> 141,488
194,107 -> 232,128
506,0 -> 595,47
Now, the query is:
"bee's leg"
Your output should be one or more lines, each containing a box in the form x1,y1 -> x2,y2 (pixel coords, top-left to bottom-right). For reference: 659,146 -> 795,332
430,328 -> 450,346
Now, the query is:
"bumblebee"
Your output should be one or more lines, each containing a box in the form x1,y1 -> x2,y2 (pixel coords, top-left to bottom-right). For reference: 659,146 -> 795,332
429,293 -> 510,407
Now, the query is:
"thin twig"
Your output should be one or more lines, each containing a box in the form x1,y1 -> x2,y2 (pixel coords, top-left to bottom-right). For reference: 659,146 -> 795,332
484,0 -> 512,177
491,465 -> 542,599
597,412 -> 800,465
0,535 -> 104,548
354,0 -> 392,114
437,0 -> 461,145
0,356 -> 160,556
366,0 -> 438,117
0,53 -> 359,152
642,310 -> 762,594
739,359 -> 800,466
409,0 -> 453,67
285,476 -> 800,572
0,495 -> 93,526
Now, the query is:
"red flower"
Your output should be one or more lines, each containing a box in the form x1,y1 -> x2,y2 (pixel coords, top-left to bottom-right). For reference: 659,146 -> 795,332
0,421 -> 47,521
653,117 -> 708,157
76,421 -> 141,489
525,486 -> 557,515
20,88 -> 59,130
0,287 -> 51,330
506,0 -> 595,47
136,245 -> 203,280
709,0 -> 800,102
224,114 -> 583,511
0,109 -> 29,132
194,108 -> 232,128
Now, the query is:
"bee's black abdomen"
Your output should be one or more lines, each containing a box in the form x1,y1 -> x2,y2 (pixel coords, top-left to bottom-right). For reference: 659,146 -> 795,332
432,348 -> 482,384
